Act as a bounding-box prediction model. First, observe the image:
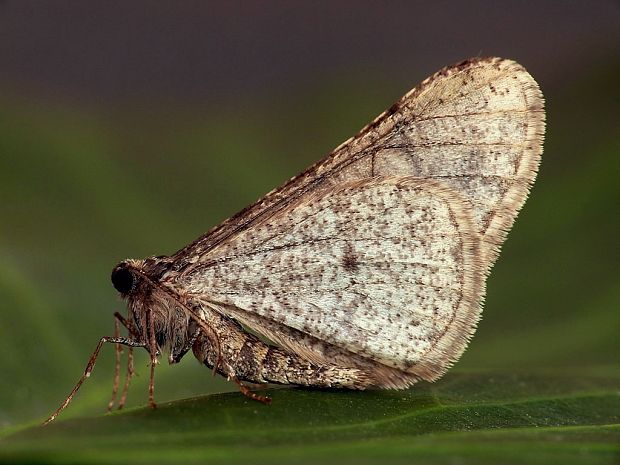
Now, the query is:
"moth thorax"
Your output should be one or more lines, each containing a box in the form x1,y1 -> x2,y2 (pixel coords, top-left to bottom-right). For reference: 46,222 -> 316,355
130,290 -> 192,361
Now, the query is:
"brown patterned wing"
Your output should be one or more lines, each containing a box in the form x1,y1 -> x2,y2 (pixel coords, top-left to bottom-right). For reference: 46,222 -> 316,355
168,57 -> 544,273
181,178 -> 485,381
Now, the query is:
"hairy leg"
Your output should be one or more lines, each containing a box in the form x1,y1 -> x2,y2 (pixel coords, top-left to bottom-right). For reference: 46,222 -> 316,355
107,311 -> 141,411
44,336 -> 145,425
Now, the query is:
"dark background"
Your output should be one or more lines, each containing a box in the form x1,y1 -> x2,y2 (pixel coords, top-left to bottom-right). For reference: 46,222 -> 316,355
0,1 -> 618,429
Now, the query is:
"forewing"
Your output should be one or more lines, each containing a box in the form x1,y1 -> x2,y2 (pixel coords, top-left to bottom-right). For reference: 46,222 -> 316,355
169,57 -> 544,272
180,177 -> 485,380
376,57 -> 545,264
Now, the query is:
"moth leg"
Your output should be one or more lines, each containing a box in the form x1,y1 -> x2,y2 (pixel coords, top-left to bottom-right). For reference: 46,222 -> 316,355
44,336 -> 145,425
118,341 -> 134,410
113,310 -> 140,339
146,309 -> 158,409
107,316 -> 122,412
230,374 -> 271,405
112,311 -> 139,410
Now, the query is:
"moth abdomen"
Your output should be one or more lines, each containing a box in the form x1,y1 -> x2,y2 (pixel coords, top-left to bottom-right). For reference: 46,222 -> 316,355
191,311 -> 377,389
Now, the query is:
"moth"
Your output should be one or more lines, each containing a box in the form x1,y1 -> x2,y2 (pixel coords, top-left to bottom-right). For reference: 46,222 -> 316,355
45,57 -> 545,424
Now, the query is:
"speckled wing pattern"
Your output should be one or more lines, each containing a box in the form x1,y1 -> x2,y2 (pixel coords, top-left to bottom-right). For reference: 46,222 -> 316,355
183,177 -> 483,381
170,57 -> 545,382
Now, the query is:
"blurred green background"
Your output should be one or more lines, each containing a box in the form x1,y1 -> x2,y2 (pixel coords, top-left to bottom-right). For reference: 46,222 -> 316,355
0,1 -> 618,431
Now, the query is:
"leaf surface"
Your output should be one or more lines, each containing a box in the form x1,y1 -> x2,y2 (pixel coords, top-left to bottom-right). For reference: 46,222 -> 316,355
1,372 -> 618,465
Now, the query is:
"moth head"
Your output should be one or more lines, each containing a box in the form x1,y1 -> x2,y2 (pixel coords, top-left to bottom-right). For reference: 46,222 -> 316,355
111,259 -> 193,364
111,262 -> 138,295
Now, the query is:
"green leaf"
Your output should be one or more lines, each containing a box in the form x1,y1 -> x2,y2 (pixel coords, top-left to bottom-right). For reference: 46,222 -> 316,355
1,372 -> 618,464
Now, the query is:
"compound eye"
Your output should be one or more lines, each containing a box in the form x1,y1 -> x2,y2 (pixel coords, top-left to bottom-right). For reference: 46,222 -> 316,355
111,265 -> 134,294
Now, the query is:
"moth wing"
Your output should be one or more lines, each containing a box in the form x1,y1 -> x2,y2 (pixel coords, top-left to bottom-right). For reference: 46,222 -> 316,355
169,57 -> 544,272
181,177 -> 485,381
376,57 -> 545,265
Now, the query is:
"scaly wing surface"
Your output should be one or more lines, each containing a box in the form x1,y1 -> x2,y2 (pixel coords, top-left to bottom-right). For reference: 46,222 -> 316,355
168,57 -> 544,273
180,177 -> 485,380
